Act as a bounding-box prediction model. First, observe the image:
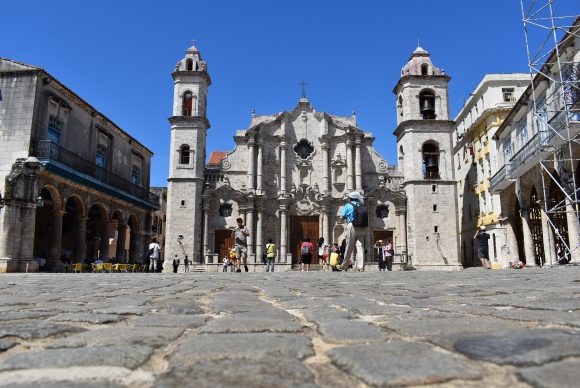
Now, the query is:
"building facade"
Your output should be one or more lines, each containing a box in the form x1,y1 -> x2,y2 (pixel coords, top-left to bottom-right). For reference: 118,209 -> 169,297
453,74 -> 529,268
165,45 -> 462,271
0,58 -> 159,272
150,187 -> 167,264
491,19 -> 580,266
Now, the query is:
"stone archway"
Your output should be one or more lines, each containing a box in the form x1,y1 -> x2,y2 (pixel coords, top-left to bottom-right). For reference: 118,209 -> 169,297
111,210 -> 127,262
548,173 -> 570,260
529,187 -> 545,266
33,186 -> 64,270
86,203 -> 109,261
127,214 -> 141,263
62,195 -> 85,263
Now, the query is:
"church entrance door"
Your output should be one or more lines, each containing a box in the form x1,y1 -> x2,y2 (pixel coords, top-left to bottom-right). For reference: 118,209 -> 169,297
214,229 -> 234,263
289,216 -> 319,266
372,230 -> 394,262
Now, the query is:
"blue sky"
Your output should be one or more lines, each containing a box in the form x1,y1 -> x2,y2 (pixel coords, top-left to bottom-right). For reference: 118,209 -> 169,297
1,0 -> 577,187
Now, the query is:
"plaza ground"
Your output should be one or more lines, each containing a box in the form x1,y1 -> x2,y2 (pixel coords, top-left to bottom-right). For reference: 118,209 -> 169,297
0,268 -> 579,387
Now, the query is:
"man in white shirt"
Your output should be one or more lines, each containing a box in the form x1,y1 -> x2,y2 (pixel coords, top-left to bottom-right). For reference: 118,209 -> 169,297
149,237 -> 161,272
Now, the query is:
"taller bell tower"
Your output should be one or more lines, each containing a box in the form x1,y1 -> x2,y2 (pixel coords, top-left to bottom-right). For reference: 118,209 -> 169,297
394,47 -> 461,269
165,44 -> 211,265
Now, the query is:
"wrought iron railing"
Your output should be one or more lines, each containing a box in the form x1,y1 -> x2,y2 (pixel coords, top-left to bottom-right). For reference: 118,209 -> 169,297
509,132 -> 541,172
490,164 -> 508,189
32,140 -> 159,206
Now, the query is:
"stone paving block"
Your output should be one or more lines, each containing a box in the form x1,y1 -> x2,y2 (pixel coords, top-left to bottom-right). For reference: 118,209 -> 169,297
384,316 -> 524,338
48,313 -> 123,324
200,313 -> 303,334
171,333 -> 314,363
0,339 -> 17,352
518,359 -> 580,387
318,319 -> 387,342
129,314 -> 207,328
0,311 -> 54,321
156,358 -> 317,388
0,345 -> 153,371
328,341 -> 481,386
0,321 -> 85,340
452,329 -> 580,366
47,327 -> 183,349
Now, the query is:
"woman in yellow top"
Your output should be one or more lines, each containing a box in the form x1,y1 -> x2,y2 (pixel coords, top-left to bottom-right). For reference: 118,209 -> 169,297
329,243 -> 341,271
229,248 -> 240,272
265,239 -> 276,272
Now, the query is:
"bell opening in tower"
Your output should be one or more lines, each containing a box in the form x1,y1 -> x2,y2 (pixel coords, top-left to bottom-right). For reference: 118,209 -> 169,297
419,89 -> 436,119
422,142 -> 440,179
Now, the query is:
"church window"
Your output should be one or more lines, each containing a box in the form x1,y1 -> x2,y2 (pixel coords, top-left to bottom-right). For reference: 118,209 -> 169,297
422,142 -> 440,179
434,225 -> 438,233
186,59 -> 193,71
421,63 -> 429,76
180,145 -> 191,165
131,166 -> 140,186
432,184 -> 437,193
419,89 -> 436,119
294,139 -> 314,160
219,204 -> 233,217
398,95 -> 403,116
182,91 -> 193,116
433,204 -> 437,212
96,144 -> 107,168
180,200 -> 186,207
375,205 -> 389,218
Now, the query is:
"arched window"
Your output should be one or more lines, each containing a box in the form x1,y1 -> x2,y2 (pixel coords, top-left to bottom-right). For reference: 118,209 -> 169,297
422,142 -> 440,179
180,145 -> 191,165
186,59 -> 193,71
182,91 -> 193,116
421,63 -> 429,76
398,95 -> 403,116
419,89 -> 436,119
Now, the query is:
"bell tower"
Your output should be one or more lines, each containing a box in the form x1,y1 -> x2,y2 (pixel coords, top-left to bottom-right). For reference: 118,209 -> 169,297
165,43 -> 211,266
393,46 -> 461,269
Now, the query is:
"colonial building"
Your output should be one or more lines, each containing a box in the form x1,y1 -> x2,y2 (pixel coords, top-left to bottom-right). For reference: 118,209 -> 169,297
150,187 -> 167,263
453,74 -> 529,268
491,18 -> 580,266
165,44 -> 462,271
0,58 -> 159,272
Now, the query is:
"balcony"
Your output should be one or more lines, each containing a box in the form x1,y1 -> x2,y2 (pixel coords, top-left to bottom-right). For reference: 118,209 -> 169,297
508,132 -> 542,176
32,140 -> 159,210
490,164 -> 512,193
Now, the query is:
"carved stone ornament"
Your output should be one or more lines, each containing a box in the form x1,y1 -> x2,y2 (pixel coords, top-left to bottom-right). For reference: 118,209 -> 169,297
221,158 -> 231,170
378,160 -> 388,172
290,183 -> 323,216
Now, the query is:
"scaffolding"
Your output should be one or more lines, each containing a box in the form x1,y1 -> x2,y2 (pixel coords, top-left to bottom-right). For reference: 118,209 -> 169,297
520,0 -> 580,266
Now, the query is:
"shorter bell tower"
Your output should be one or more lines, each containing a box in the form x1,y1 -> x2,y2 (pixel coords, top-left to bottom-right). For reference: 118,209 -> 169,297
393,46 -> 461,269
165,43 -> 211,265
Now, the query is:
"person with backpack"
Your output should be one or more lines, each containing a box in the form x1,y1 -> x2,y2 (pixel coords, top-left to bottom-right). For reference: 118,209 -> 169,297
339,191 -> 367,271
265,238 -> 276,272
300,237 -> 313,272
148,237 -> 161,273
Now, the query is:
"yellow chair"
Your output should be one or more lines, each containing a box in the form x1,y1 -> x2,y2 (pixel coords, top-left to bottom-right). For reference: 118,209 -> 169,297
73,263 -> 83,273
130,264 -> 138,272
119,264 -> 128,272
103,263 -> 112,273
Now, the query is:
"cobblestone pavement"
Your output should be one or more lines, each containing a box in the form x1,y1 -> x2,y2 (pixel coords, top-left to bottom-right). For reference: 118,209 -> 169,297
0,268 -> 579,387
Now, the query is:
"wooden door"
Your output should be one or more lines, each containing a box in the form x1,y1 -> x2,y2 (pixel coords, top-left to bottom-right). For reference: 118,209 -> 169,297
289,216 -> 319,265
372,230 -> 393,262
214,229 -> 235,263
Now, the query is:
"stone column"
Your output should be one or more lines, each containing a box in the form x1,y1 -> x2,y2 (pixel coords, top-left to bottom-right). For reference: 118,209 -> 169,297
203,203 -> 210,264
565,201 -> 580,262
116,224 -> 127,261
100,222 -> 114,261
396,208 -> 407,255
280,141 -> 287,193
346,139 -> 354,192
246,204 -> 255,259
247,134 -> 256,191
322,208 -> 330,246
321,142 -> 330,193
540,208 -> 556,265
257,140 -> 264,194
520,209 -> 536,267
256,206 -> 264,266
355,137 -> 362,191
75,217 -> 88,262
48,210 -> 64,268
280,204 -> 288,263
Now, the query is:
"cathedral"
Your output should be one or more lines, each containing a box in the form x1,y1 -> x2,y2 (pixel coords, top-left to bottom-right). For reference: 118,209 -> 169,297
164,44 -> 461,271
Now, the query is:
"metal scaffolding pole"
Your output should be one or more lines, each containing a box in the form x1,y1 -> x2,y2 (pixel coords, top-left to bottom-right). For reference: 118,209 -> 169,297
520,0 -> 580,266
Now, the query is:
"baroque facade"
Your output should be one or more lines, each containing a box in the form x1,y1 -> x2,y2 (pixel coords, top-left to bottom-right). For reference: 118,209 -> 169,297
0,58 -> 159,272
165,45 -> 462,271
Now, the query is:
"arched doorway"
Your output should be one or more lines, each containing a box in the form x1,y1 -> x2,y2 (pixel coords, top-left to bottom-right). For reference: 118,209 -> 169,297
529,187 -> 545,266
86,204 -> 108,261
513,199 -> 525,263
127,215 -> 140,263
33,187 -> 60,269
62,196 -> 84,263
111,211 -> 127,262
548,174 -> 569,259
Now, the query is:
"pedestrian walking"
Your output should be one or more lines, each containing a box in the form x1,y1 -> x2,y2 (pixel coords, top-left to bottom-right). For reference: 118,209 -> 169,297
339,191 -> 368,271
474,226 -> 491,269
184,255 -> 190,273
318,237 -> 328,272
265,238 -> 276,272
300,237 -> 313,272
232,218 -> 250,272
374,240 -> 386,271
172,255 -> 180,273
148,237 -> 161,273
384,239 -> 393,271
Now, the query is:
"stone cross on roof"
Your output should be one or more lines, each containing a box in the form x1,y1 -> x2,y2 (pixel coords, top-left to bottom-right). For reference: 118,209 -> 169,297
299,80 -> 308,98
